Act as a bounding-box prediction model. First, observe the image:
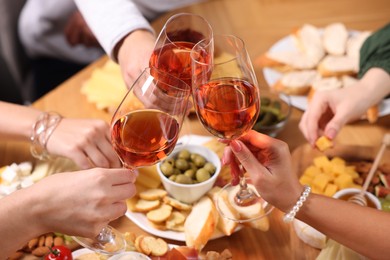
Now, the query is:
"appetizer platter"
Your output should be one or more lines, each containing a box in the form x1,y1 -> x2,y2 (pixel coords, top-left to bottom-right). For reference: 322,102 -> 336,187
257,23 -> 390,119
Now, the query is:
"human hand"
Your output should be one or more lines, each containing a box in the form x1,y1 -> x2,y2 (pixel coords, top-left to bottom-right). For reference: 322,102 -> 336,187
46,118 -> 121,169
221,130 -> 303,212
25,168 -> 137,238
64,10 -> 100,47
116,29 -> 156,88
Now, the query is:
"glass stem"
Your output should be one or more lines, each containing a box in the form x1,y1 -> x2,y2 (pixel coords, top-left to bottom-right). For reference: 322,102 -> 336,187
235,176 -> 258,206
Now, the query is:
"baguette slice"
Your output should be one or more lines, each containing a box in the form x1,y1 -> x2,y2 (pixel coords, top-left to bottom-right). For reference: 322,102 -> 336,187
323,23 -> 349,55
317,55 -> 358,77
346,31 -> 372,58
273,70 -> 319,95
184,196 -> 218,251
258,51 -> 317,71
293,24 -> 325,65
227,185 -> 270,231
207,186 -> 239,236
308,76 -> 342,101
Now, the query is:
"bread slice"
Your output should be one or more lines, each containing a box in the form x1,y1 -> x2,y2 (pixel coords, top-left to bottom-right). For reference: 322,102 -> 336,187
273,70 -> 319,95
346,31 -> 372,58
146,204 -> 173,223
308,76 -> 342,101
184,196 -> 218,251
323,23 -> 349,55
293,24 -> 325,65
207,186 -> 238,236
264,51 -> 318,71
227,185 -> 270,231
139,188 -> 168,200
341,75 -> 359,88
317,55 -> 358,77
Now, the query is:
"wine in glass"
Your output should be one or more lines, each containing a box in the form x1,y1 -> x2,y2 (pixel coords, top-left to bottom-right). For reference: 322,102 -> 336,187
72,67 -> 191,254
191,34 -> 274,223
149,12 -> 213,88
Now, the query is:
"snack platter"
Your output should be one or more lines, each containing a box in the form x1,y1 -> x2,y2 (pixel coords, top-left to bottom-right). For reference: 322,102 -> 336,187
262,29 -> 390,116
126,134 -> 241,242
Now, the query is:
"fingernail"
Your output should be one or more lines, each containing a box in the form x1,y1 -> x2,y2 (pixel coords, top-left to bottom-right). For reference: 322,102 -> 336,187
326,128 -> 336,140
230,140 -> 242,152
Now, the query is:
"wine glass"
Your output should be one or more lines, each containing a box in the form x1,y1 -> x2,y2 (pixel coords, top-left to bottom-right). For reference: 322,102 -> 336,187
149,12 -> 213,87
191,34 -> 274,223
149,13 -> 213,144
72,67 -> 191,254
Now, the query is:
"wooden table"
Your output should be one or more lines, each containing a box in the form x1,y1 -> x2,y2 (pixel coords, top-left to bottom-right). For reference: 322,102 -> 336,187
3,0 -> 390,259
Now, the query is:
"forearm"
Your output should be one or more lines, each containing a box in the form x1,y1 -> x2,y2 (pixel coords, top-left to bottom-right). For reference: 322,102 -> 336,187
0,189 -> 43,258
297,193 -> 390,259
359,67 -> 390,105
74,0 -> 154,61
0,102 -> 41,141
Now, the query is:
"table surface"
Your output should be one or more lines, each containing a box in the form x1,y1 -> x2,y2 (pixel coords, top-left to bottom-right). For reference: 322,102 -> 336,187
3,0 -> 390,259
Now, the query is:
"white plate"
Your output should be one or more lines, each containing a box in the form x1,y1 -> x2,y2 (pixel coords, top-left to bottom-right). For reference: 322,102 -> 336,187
72,248 -> 151,259
126,135 -> 241,241
262,31 -> 390,116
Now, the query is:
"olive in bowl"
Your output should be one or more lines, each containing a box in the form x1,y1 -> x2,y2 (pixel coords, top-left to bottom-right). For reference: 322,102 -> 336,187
253,91 -> 291,137
157,144 -> 221,204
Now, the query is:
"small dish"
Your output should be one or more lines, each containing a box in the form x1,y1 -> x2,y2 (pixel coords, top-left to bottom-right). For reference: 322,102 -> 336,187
253,90 -> 291,137
157,144 -> 221,204
333,188 -> 382,210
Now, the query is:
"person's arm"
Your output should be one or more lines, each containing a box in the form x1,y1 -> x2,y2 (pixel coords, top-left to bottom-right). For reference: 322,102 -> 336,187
74,0 -> 154,62
299,67 -> 390,145
223,130 -> 390,259
0,168 -> 137,258
0,102 -> 120,168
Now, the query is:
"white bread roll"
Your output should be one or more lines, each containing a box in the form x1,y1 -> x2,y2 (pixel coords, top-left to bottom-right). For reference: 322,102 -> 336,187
308,76 -> 342,100
184,196 -> 218,251
293,24 -> 325,65
265,51 -> 318,70
273,70 -> 319,95
323,23 -> 349,55
317,55 -> 358,77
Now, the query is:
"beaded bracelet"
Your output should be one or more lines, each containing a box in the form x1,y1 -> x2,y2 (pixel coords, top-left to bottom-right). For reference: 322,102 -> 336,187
30,112 -> 62,160
283,185 -> 311,223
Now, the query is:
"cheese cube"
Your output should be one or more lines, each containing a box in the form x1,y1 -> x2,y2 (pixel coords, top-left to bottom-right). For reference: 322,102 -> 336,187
312,173 -> 331,192
345,166 -> 360,179
334,174 -> 353,189
303,165 -> 322,178
324,184 -> 338,197
313,156 -> 332,174
299,175 -> 313,186
315,136 -> 333,152
330,156 -> 346,166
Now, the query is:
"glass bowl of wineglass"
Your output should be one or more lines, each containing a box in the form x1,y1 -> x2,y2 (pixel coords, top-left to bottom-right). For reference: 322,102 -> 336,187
191,34 -> 274,223
150,12 -> 213,87
72,67 -> 192,254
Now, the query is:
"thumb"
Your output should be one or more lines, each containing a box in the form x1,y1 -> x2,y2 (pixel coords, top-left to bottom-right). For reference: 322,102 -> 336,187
230,140 -> 267,181
324,114 -> 346,140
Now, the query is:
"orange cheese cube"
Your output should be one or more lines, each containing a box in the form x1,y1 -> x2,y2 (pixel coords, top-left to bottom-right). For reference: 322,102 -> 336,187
334,174 -> 353,189
324,184 -> 338,197
312,173 -> 331,192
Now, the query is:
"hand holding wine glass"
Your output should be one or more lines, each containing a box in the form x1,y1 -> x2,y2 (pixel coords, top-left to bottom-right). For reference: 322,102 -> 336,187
191,34 -> 274,223
73,67 -> 191,254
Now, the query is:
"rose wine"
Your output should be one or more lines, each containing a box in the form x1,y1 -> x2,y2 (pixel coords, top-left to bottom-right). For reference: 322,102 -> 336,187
194,78 -> 260,140
111,110 -> 179,168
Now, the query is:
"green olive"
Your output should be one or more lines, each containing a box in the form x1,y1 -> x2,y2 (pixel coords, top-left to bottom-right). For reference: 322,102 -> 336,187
160,162 -> 174,176
169,175 -> 177,182
192,154 -> 206,167
184,169 -> 196,179
172,168 -> 181,175
175,174 -> 193,184
177,149 -> 191,160
196,168 -> 211,182
165,158 -> 175,165
204,162 -> 216,174
175,158 -> 189,171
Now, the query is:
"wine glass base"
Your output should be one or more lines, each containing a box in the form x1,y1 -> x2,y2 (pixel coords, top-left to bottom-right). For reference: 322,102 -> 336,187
72,225 -> 126,255
216,179 -> 274,223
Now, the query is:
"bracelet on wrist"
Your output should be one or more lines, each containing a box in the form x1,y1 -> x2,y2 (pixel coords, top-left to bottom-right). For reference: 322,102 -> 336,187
283,185 -> 311,223
30,112 -> 62,160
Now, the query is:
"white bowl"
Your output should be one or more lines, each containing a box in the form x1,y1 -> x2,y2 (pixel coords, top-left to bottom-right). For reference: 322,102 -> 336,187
157,144 -> 221,204
333,188 -> 382,210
